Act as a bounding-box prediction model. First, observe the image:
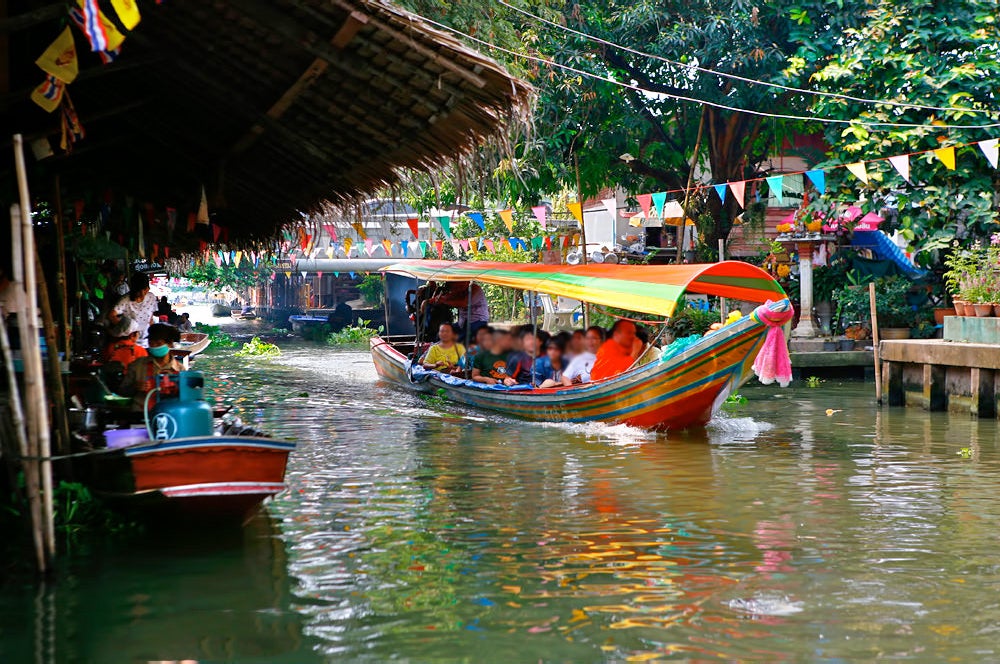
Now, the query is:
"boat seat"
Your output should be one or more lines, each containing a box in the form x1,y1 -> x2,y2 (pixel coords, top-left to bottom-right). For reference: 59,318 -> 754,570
537,294 -> 581,332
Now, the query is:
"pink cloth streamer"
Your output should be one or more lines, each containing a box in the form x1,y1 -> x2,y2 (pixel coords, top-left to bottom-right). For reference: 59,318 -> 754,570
752,301 -> 794,387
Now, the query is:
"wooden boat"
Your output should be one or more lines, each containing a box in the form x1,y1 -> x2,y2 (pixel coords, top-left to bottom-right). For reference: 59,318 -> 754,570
174,331 -> 211,357
371,260 -> 794,431
288,314 -> 329,334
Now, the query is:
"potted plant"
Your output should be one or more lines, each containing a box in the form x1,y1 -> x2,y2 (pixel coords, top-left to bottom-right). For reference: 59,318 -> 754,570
874,277 -> 918,337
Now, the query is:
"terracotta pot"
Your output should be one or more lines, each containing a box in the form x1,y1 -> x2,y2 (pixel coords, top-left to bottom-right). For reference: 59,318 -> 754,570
994,304 -> 1000,317
880,327 -> 911,340
953,300 -> 968,316
933,308 -> 957,325
973,303 -> 994,318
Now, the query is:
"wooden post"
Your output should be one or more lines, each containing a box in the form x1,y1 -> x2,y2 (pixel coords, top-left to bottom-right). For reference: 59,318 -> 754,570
869,281 -> 882,405
52,175 -> 69,355
35,250 -> 70,455
14,134 -> 55,562
718,238 -> 727,322
573,153 -> 589,327
677,108 -> 706,264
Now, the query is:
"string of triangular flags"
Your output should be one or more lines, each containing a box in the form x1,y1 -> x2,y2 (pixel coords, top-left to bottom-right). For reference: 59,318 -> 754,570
629,137 -> 999,215
280,232 -> 584,261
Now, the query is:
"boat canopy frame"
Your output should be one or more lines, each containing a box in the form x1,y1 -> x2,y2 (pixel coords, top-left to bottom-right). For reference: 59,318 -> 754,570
381,260 -> 787,319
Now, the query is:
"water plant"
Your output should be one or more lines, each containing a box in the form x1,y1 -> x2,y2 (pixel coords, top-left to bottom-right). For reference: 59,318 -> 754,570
805,376 -> 822,388
957,447 -> 973,459
327,319 -> 383,345
724,393 -> 747,406
234,336 -> 281,357
194,322 -> 239,348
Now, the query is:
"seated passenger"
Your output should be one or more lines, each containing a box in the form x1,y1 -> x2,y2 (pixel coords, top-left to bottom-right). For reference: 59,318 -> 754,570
565,329 -> 586,361
466,325 -> 495,364
176,312 -> 194,333
562,325 -> 605,386
118,323 -> 182,411
420,323 -> 466,374
590,320 -> 644,381
635,325 -> 662,367
471,329 -> 517,386
532,339 -> 565,388
103,329 -> 148,371
427,281 -> 489,336
506,328 -> 538,385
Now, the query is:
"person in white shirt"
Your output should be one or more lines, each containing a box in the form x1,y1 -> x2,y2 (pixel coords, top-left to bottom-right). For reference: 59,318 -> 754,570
108,273 -> 158,345
561,326 -> 605,386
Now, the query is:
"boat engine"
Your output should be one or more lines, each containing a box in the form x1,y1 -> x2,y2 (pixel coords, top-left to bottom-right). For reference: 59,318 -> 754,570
149,371 -> 214,440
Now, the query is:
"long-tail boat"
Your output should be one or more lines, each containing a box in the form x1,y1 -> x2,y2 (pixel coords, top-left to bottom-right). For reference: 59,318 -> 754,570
370,261 -> 793,431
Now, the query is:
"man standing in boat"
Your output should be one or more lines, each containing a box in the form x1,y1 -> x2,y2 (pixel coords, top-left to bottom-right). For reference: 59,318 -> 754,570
425,281 -> 489,338
590,320 -> 644,381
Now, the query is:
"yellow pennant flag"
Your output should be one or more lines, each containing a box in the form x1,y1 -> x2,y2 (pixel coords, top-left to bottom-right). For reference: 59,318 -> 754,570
350,221 -> 367,240
567,202 -> 583,223
76,0 -> 126,50
36,27 -> 79,83
933,146 -> 956,170
197,186 -> 209,224
343,237 -> 353,254
498,208 -> 514,232
110,0 -> 141,30
325,246 -> 334,259
845,161 -> 869,185
30,76 -> 65,113
469,238 -> 479,253
381,239 -> 393,256
234,250 -> 243,267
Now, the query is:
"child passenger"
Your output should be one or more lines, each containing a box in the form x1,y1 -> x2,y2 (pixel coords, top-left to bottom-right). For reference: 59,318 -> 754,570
532,338 -> 565,388
471,329 -> 517,386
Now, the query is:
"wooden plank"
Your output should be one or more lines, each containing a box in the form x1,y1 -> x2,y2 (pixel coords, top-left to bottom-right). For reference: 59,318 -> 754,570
922,363 -> 947,411
885,361 -> 904,406
971,367 -> 995,418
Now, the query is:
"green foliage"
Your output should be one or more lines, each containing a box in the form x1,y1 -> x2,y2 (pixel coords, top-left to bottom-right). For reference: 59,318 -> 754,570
723,393 -> 748,409
326,319 -> 383,345
358,274 -> 385,306
194,322 -> 238,348
54,481 -> 139,540
665,305 -> 719,337
805,376 -> 823,388
234,336 -> 281,357
185,260 -> 274,297
836,276 -> 918,328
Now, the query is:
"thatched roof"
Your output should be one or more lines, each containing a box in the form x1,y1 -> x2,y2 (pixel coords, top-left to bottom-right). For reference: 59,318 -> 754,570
1,0 -> 530,241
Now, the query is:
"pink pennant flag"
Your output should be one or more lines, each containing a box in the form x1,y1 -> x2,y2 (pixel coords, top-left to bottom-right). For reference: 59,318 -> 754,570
728,181 -> 746,209
484,239 -> 495,252
636,194 -> 652,218
888,155 -> 910,183
531,205 -> 547,229
450,239 -> 462,255
323,224 -> 337,242
364,238 -> 375,256
845,162 -> 869,185
459,239 -> 470,252
978,139 -> 999,169
213,254 -> 222,267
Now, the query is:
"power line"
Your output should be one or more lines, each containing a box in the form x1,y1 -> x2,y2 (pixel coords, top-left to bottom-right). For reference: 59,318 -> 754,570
410,12 -> 1000,131
497,0 -> 999,117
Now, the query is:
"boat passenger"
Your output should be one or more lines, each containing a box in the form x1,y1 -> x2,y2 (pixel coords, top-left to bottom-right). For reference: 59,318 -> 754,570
471,328 -> 517,386
532,338 -> 565,388
103,329 -> 148,371
565,329 -> 586,361
420,323 -> 466,374
466,325 -> 495,363
119,323 -> 183,411
426,281 -> 489,336
590,320 -> 644,381
561,326 -> 605,386
176,312 -> 194,333
108,274 -> 159,345
506,328 -> 539,385
635,325 -> 662,366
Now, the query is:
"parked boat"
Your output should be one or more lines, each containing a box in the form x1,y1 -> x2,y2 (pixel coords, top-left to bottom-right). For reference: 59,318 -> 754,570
173,331 -> 211,358
371,261 -> 793,431
288,314 -> 329,334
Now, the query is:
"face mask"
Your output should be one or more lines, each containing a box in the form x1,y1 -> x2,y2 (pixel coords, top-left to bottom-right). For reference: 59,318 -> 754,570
148,344 -> 170,358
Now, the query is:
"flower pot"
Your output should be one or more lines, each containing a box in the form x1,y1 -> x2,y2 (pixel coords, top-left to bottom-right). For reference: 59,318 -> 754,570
953,300 -> 968,316
994,304 -> 1000,317
822,340 -> 838,352
973,303 -> 994,318
880,327 -> 911,340
933,307 -> 956,325
837,339 -> 855,351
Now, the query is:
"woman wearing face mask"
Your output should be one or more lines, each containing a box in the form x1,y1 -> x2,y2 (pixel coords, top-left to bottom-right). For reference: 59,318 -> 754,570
119,323 -> 182,411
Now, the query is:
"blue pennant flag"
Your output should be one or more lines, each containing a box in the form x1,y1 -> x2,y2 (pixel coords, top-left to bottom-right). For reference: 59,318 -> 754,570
713,184 -> 727,203
467,212 -> 486,231
401,240 -> 409,256
805,170 -> 826,195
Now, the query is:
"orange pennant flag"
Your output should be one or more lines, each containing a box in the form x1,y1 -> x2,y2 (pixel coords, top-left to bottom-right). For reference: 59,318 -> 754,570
932,146 -> 956,170
498,208 -> 514,232
567,202 -> 583,223
381,239 -> 393,256
343,237 -> 353,255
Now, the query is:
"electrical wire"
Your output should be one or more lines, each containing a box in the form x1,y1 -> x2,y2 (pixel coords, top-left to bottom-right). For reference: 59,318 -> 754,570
497,0 -> 999,116
408,12 -> 1000,130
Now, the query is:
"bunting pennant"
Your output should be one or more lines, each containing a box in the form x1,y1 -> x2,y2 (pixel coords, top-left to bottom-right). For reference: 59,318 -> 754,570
888,154 -> 910,183
531,205 -> 547,229
322,224 -> 337,242
933,146 -> 956,170
545,236 -> 552,249
531,236 -> 544,250
713,184 -> 727,204
498,208 -> 514,232
351,221 -> 367,240
36,27 -> 79,83
729,181 -> 746,209
650,192 -> 667,217
469,238 -> 478,253
437,215 -> 452,237
845,162 -> 869,185
400,240 -> 409,256
978,139 -> 999,169
484,239 -> 495,252
450,239 -> 462,256
636,193 -> 652,218
405,217 -> 419,238
364,238 -> 374,257
434,240 -> 444,259
381,239 -> 392,256
567,202 -> 583,224
75,0 -> 126,52
418,240 -> 428,257
765,175 -> 785,205
234,250 -> 243,267
459,239 -> 470,252
213,254 -> 222,267
109,0 -> 141,30
507,237 -> 517,250
197,186 -> 209,224
601,197 -> 617,222
343,237 -> 353,255
467,212 -> 486,231
228,250 -> 235,265
805,169 -> 826,195
300,233 -> 312,253
325,246 -> 334,259
30,75 -> 65,113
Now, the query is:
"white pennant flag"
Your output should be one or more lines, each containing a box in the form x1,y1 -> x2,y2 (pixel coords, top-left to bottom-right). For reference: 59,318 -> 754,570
728,181 -> 746,209
601,197 -> 618,223
845,162 -> 869,185
979,139 -> 999,169
888,154 -> 910,183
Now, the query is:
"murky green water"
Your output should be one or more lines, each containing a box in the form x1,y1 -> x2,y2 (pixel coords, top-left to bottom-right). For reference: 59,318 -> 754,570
4,344 -> 1000,662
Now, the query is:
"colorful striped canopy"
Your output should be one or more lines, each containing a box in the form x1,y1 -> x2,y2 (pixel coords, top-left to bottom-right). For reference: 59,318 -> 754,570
383,260 -> 787,318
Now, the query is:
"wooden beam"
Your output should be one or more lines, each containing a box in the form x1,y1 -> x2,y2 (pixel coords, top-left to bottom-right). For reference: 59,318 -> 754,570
0,2 -> 62,34
331,11 -> 367,49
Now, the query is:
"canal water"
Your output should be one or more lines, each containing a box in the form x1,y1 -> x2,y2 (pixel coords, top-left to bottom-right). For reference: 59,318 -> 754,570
3,343 -> 1000,662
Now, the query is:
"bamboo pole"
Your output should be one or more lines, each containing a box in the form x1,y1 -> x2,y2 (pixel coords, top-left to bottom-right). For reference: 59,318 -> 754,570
35,250 -> 70,456
573,153 -> 589,327
53,175 -> 70,355
718,238 -> 728,322
14,134 -> 55,561
869,281 -> 882,404
677,108 -> 707,264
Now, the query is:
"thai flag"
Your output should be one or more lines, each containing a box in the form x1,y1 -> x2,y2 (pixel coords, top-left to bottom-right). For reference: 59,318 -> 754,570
70,6 -> 119,62
40,75 -> 62,101
71,2 -> 110,52
98,46 -> 121,64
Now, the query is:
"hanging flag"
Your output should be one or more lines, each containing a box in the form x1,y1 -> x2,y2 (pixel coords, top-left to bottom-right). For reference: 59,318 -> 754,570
933,146 -> 956,170
450,239 -> 462,256
406,217 -> 420,238
765,175 -> 785,205
364,238 -> 374,256
214,254 -> 223,268
300,233 -> 312,253
888,155 -> 910,183
351,221 -> 367,240
498,209 -> 514,232
531,205 -> 547,229
507,237 -> 517,250
713,184 -> 727,204
484,239 -> 495,252
467,212 -> 486,231
325,246 -> 334,259
343,237 -> 353,255
531,236 -> 544,250
469,238 -> 479,253
459,239 -> 470,252
30,75 -> 65,113
650,192 -> 667,217
636,194 -> 652,218
68,7 -> 121,60
418,240 -> 428,257
234,250 -> 243,267
728,181 -> 746,209
845,162 -> 869,185
545,236 -> 552,249
805,170 -> 826,195
977,139 -> 999,169
601,197 -> 617,222
381,239 -> 392,256
109,0 -> 141,30
75,0 -> 126,52
437,215 -> 452,237
36,27 -> 79,83
322,224 -> 337,242
434,240 -> 444,259
400,240 -> 409,256
197,186 -> 209,224
567,202 -> 583,224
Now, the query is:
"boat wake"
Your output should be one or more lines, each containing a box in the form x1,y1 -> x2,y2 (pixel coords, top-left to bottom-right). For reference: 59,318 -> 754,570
707,412 -> 774,444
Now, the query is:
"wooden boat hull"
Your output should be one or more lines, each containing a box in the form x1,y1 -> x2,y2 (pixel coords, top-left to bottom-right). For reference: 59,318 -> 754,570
371,301 -> 789,431
176,332 -> 211,357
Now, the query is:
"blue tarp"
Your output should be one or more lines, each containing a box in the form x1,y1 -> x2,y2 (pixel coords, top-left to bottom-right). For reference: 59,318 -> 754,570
851,230 -> 926,278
